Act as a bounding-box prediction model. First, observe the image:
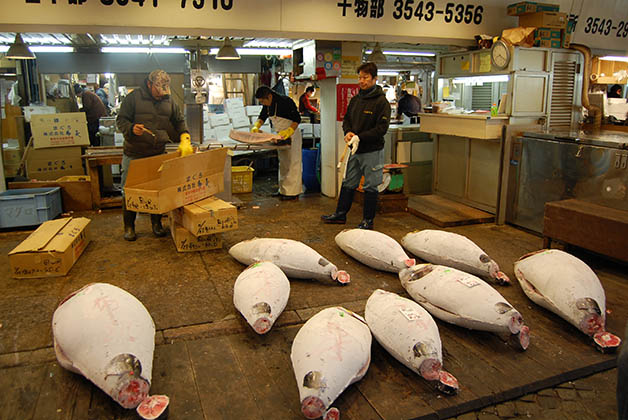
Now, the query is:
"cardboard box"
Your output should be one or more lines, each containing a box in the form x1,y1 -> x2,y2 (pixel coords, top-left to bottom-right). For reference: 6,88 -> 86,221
124,148 -> 227,214
170,196 -> 238,237
9,217 -> 91,278
169,217 -> 222,252
26,146 -> 84,181
507,2 -> 559,16
519,11 -> 567,29
3,143 -> 22,165
534,27 -> 561,40
31,113 -> 90,149
536,39 -> 562,48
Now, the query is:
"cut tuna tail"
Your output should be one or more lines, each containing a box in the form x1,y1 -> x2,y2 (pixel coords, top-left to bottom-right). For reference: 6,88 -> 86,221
324,407 -> 340,420
513,325 -> 530,351
301,395 -> 326,419
405,258 -> 416,268
495,271 -> 510,285
137,395 -> 170,420
436,370 -> 459,395
253,317 -> 272,334
333,270 -> 351,285
419,358 -> 442,381
116,376 -> 150,409
579,312 -> 605,336
593,331 -> 621,354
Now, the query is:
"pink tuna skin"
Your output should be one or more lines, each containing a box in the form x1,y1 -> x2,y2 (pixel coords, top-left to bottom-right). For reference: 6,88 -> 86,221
253,317 -> 272,334
301,395 -> 326,419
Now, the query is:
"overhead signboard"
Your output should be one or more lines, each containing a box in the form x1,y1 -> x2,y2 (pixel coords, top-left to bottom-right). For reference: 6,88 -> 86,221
566,0 -> 628,52
1,0 -> 627,51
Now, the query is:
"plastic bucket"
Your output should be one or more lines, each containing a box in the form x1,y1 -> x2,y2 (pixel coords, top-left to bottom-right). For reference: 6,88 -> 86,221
302,148 -> 320,192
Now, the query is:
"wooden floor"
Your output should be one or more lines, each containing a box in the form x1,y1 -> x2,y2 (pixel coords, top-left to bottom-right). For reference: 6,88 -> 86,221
0,180 -> 624,420
407,194 -> 494,227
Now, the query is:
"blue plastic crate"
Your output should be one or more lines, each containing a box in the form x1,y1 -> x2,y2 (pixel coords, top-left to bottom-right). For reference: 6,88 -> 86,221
0,187 -> 62,228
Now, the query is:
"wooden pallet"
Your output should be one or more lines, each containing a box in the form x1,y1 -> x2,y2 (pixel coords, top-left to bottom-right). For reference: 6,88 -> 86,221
407,194 -> 494,227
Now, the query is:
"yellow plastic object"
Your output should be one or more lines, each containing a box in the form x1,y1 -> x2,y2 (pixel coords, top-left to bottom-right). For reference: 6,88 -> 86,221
251,120 -> 262,133
56,175 -> 91,182
231,166 -> 255,193
178,133 -> 193,157
278,126 -> 295,139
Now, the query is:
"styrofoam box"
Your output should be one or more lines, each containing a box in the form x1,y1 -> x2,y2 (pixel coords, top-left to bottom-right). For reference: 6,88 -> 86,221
245,105 -> 263,117
114,132 -> 124,146
314,124 -> 321,137
231,114 -> 251,128
215,124 -> 233,142
227,106 -> 247,120
209,113 -> 230,127
224,97 -> 244,111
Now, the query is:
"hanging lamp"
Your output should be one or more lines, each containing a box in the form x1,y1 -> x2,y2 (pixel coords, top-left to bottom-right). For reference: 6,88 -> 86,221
368,43 -> 386,63
6,33 -> 35,60
216,37 -> 240,60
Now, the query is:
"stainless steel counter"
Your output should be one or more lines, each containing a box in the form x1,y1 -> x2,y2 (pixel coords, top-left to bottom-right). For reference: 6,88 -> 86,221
507,130 -> 628,233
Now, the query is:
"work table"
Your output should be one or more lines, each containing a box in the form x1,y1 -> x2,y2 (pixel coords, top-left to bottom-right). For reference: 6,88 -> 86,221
418,112 -> 508,140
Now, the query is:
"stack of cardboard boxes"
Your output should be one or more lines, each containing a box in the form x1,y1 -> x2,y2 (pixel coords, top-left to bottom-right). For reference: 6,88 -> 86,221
507,1 -> 573,48
123,148 -> 238,252
27,113 -> 89,180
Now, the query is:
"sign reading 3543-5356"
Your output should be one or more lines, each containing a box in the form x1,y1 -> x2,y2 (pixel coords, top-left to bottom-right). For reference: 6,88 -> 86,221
391,1 -> 483,24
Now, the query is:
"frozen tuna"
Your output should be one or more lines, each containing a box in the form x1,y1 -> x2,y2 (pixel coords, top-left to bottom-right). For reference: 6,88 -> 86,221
514,249 -> 621,352
335,229 -> 415,273
400,264 -> 529,350
229,238 -> 350,285
365,289 -> 459,394
52,283 -> 157,409
136,395 -> 169,420
401,229 -> 510,285
291,307 -> 372,419
233,261 -> 290,334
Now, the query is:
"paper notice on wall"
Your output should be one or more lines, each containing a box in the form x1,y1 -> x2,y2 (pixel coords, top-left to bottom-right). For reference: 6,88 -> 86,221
341,56 -> 360,79
479,54 -> 492,72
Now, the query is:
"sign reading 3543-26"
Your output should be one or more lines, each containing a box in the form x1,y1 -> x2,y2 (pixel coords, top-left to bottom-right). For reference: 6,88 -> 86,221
581,16 -> 628,38
391,1 -> 483,24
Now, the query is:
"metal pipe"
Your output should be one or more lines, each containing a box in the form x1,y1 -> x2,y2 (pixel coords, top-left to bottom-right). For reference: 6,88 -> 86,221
570,43 -> 602,129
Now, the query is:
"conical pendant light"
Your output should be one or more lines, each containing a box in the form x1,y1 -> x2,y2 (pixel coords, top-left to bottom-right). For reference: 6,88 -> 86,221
216,37 -> 240,60
6,33 -> 35,60
368,43 -> 386,63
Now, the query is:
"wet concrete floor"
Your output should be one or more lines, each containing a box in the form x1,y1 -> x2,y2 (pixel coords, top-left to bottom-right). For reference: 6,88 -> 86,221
0,178 -> 624,419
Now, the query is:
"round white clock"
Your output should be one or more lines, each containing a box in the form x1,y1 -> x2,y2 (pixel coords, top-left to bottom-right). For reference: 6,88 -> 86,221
490,39 -> 511,70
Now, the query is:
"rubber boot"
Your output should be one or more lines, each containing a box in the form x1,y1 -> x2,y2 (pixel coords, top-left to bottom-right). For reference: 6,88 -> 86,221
357,190 -> 378,230
321,187 -> 355,224
123,206 -> 137,241
151,214 -> 167,237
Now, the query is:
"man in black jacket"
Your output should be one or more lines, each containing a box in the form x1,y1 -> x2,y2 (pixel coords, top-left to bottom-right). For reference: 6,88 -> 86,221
321,62 -> 391,229
116,69 -> 190,241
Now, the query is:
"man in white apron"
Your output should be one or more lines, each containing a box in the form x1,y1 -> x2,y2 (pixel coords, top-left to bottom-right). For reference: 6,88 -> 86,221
252,86 -> 303,200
